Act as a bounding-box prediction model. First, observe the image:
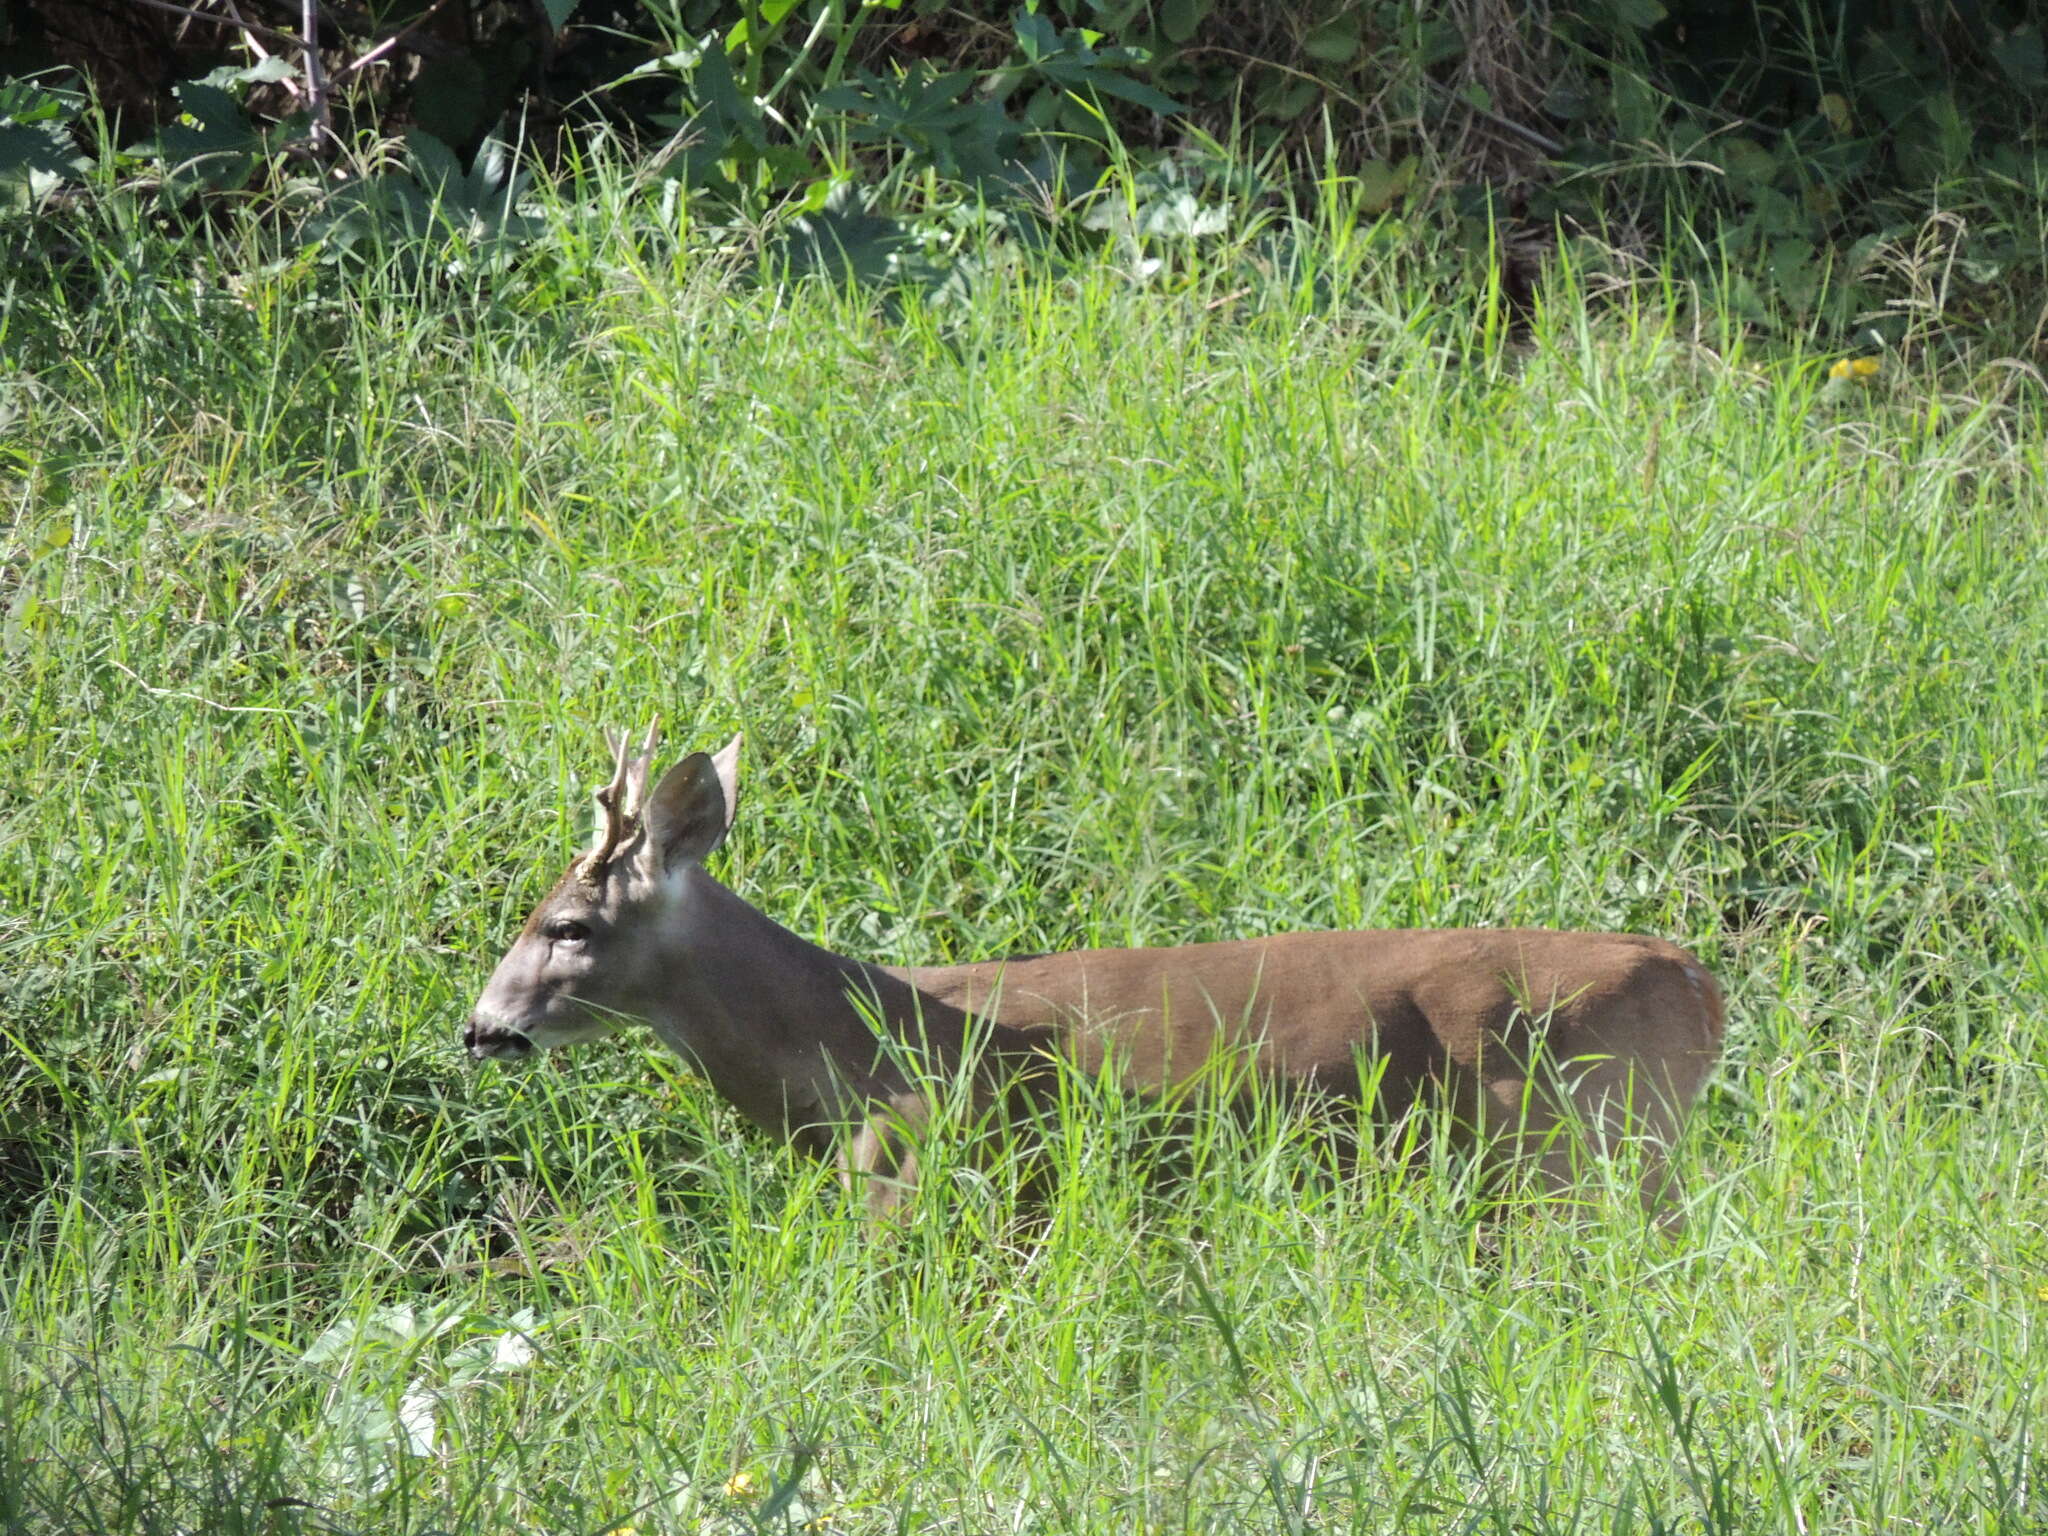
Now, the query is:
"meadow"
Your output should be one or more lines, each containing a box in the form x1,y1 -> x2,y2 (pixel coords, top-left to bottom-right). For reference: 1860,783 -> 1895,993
2,197 -> 2045,1534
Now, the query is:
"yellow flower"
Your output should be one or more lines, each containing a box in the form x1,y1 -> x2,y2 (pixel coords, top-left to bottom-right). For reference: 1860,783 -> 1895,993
2036,1281 -> 2048,1303
1829,356 -> 1882,383
724,1471 -> 761,1499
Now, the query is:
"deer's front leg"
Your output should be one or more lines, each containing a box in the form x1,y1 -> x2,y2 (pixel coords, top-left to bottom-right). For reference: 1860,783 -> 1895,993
840,1092 -> 932,1223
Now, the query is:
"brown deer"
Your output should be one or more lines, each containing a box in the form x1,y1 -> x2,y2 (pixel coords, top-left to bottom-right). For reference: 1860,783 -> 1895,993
466,727 -> 1724,1221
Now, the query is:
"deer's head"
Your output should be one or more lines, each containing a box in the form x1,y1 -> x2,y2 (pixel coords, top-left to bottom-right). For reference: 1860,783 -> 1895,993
465,725 -> 740,1060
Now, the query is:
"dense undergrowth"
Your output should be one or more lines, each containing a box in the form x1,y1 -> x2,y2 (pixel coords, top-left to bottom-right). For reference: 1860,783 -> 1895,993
1,181 -> 2045,1533
8,1 -> 2047,355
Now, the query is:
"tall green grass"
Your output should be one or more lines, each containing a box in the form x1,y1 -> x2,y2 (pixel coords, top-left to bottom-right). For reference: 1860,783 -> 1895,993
2,188 -> 2044,1534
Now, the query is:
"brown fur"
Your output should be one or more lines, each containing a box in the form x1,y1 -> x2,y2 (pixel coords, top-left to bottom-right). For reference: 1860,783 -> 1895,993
469,737 -> 1725,1226
851,927 -> 1722,1219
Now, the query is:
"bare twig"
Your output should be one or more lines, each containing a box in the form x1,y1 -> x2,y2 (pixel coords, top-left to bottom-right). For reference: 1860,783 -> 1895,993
123,0 -> 460,79
1421,74 -> 1564,157
125,0 -> 302,51
342,0 -> 460,77
300,0 -> 332,152
214,0 -> 273,62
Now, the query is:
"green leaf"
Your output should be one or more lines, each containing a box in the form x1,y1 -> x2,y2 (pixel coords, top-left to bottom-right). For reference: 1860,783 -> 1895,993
1014,11 -> 1061,62
1073,69 -> 1184,116
143,81 -> 270,191
1922,89 -> 1971,170
204,56 -> 297,87
1766,236 -> 1820,314
1302,16 -> 1361,64
1107,187 -> 1227,237
1014,14 -> 1183,117
1356,156 -> 1416,213
692,40 -> 769,148
407,52 -> 489,154
1608,0 -> 1665,28
1418,18 -> 1463,67
1610,72 -> 1659,140
1256,74 -> 1319,120
1543,75 -> 1593,121
469,135 -> 511,193
781,186 -> 906,286
1716,136 -> 1776,187
0,118 -> 82,203
538,0 -> 579,29
0,80 -> 80,125
1024,83 -> 1060,128
404,129 -> 463,202
1992,26 -> 2045,91
1160,0 -> 1209,44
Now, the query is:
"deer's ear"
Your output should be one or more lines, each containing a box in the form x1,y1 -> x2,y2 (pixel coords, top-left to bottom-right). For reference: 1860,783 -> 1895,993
643,734 -> 741,871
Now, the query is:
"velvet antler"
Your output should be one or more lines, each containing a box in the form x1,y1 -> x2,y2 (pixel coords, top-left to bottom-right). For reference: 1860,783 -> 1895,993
581,719 -> 662,883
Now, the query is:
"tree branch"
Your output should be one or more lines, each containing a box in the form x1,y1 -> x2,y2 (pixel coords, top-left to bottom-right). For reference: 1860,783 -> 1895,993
300,0 -> 331,152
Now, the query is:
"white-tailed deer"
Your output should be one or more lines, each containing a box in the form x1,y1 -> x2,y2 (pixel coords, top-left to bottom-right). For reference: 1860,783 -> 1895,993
466,728 -> 1724,1221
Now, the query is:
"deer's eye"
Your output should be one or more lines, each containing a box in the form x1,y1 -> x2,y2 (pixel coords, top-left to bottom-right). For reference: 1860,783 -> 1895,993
546,919 -> 591,945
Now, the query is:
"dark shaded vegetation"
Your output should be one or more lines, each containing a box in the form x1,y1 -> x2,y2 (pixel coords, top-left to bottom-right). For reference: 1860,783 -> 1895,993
3,2 -> 2044,348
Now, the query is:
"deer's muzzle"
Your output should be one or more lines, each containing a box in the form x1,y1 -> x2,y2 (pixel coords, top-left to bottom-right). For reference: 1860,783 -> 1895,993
464,1018 -> 536,1060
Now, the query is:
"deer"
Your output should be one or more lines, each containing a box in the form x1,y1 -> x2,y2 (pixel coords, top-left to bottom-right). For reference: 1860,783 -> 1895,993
465,726 -> 1725,1223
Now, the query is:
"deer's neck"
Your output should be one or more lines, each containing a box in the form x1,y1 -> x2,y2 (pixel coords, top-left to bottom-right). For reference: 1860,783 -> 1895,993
645,869 -> 973,1143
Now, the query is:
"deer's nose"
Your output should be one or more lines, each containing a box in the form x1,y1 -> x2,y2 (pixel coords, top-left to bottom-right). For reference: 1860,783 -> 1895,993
464,1017 -> 534,1059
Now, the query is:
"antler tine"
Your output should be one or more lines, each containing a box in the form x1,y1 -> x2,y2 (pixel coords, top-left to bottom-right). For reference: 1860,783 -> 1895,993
583,725 -> 636,879
620,717 -> 663,823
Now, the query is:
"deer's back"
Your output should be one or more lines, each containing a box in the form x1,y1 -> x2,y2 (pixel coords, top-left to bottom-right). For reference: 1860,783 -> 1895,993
890,927 -> 1722,1103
